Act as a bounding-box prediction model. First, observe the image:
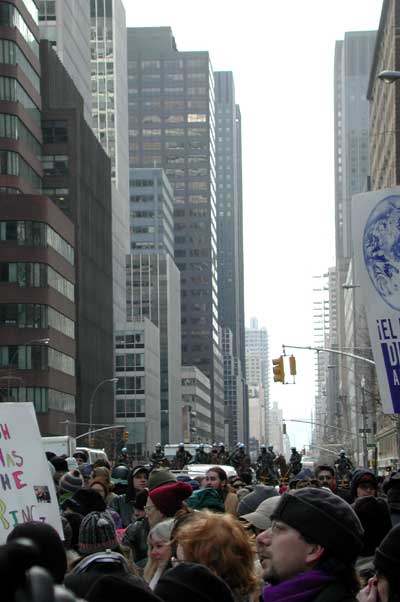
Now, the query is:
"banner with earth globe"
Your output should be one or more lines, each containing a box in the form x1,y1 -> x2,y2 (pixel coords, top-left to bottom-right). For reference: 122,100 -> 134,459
353,187 -> 400,414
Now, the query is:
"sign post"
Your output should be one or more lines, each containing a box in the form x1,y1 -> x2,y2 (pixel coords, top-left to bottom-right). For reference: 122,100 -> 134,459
0,402 -> 63,543
353,188 -> 400,414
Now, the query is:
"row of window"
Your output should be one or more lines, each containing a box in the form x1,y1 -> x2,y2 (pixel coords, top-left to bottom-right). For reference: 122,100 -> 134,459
116,376 -> 144,395
38,0 -> 56,21
0,220 -> 74,264
42,120 -> 68,144
0,113 -> 41,157
0,262 -> 74,301
0,3 -> 39,56
0,77 -> 40,124
115,399 -> 145,418
115,353 -> 144,371
0,344 -> 74,376
0,39 -> 40,92
6,386 -> 75,414
129,58 -> 208,71
42,154 -> 68,176
115,334 -> 144,348
0,303 -> 74,338
0,150 -> 41,190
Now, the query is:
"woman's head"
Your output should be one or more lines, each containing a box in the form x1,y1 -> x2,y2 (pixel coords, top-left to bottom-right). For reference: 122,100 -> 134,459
89,478 -> 109,500
173,510 -> 257,596
149,519 -> 174,565
205,467 -> 228,491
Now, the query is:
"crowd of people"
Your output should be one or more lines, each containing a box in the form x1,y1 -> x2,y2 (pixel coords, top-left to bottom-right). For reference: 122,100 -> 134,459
3,446 -> 400,602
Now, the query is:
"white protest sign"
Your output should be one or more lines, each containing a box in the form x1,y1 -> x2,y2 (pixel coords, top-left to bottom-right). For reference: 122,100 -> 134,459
353,188 -> 400,413
0,402 -> 63,543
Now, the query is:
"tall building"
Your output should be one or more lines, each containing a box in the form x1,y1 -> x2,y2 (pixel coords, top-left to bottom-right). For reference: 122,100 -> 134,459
40,40 -> 114,429
0,1 -> 76,433
221,327 -> 244,447
38,0 -> 92,123
127,27 -> 224,440
90,0 -> 129,329
215,72 -> 247,445
269,401 -> 284,455
181,365 -> 212,443
245,317 -> 270,442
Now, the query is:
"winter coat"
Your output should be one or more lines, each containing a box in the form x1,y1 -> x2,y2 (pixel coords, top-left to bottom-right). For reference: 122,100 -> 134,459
110,494 -> 135,528
312,581 -> 358,602
122,517 -> 149,564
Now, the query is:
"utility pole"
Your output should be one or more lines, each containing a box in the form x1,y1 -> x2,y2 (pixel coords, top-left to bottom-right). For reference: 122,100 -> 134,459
361,376 -> 369,468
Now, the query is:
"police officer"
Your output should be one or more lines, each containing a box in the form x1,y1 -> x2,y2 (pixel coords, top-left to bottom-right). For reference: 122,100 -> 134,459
289,446 -> 302,476
150,443 -> 165,466
194,444 -> 209,464
217,442 -> 230,465
173,443 -> 193,470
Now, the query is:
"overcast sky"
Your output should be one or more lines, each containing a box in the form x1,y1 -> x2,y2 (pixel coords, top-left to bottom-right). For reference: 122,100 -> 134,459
123,0 -> 384,449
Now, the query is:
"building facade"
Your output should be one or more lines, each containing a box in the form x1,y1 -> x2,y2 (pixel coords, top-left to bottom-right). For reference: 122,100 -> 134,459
40,40 -> 114,429
181,365 -> 212,443
127,27 -> 224,439
115,318 -> 161,458
38,0 -> 92,123
245,317 -> 270,442
90,0 -> 129,329
221,326 -> 244,447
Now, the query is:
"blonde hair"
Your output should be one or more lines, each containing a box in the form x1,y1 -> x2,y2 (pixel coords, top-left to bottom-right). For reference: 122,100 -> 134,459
143,519 -> 174,583
174,510 -> 257,596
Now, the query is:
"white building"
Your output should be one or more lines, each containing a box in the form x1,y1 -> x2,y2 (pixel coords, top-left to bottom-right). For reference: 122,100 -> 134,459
181,366 -> 212,444
115,319 -> 161,459
245,318 -> 270,441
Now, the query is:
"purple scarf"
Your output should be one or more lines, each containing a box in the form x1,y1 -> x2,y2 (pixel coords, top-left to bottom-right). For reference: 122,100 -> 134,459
263,570 -> 334,602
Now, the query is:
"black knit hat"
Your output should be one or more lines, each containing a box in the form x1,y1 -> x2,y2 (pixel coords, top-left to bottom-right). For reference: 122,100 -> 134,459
154,562 -> 235,602
7,521 -> 67,583
353,496 -> 392,556
78,511 -> 119,555
375,524 -> 400,580
271,488 -> 364,563
86,575 -> 163,602
50,456 -> 68,473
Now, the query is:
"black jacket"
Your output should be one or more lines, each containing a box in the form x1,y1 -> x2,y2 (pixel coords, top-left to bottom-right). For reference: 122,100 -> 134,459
313,581 -> 358,602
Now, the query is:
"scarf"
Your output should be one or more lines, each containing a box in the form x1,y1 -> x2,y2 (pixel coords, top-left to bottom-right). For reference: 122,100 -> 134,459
263,569 -> 334,602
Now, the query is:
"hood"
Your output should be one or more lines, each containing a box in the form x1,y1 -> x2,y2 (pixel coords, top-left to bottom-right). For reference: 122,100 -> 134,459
350,468 -> 377,500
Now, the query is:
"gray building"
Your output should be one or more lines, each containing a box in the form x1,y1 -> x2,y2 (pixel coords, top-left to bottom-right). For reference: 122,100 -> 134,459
126,252 -> 182,444
90,0 -> 129,329
129,168 -> 174,257
181,365 -> 212,443
221,327 -> 244,448
245,318 -> 270,443
127,27 -> 224,440
215,72 -> 247,445
40,40 -> 114,430
38,0 -> 92,123
115,318 -> 161,458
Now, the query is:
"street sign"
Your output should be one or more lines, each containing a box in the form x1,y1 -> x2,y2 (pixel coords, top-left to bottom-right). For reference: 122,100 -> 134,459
359,428 -> 372,433
367,443 -> 377,448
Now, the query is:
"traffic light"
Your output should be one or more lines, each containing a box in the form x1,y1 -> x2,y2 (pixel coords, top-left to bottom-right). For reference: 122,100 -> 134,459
272,356 -> 285,383
123,430 -> 129,442
289,355 -> 297,376
282,422 -> 287,435
89,437 -> 95,448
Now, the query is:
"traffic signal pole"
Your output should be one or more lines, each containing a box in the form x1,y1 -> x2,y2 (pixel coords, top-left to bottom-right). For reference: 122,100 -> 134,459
282,344 -> 375,365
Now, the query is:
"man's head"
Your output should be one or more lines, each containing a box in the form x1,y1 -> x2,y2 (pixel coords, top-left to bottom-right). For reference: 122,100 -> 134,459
315,465 -> 336,491
258,488 -> 363,585
268,445 -> 274,450
178,443 -> 184,450
291,447 -> 297,452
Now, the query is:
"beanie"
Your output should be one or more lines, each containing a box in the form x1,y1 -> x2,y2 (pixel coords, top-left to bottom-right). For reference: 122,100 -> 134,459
272,488 -> 364,563
186,487 -> 225,512
237,484 -> 278,516
154,562 -> 234,602
149,482 -> 192,516
7,521 -> 67,583
68,488 -> 107,516
60,469 -> 84,494
86,575 -> 163,602
148,468 -> 177,491
375,524 -> 400,580
78,511 -> 119,555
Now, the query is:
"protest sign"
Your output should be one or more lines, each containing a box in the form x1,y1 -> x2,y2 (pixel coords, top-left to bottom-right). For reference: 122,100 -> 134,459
353,188 -> 400,413
0,402 -> 63,543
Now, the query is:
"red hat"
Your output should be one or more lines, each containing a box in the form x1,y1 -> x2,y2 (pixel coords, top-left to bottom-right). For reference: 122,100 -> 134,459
149,481 -> 192,516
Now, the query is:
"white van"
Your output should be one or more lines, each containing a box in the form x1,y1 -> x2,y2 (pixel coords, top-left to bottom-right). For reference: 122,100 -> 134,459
76,447 -> 108,464
42,436 -> 76,457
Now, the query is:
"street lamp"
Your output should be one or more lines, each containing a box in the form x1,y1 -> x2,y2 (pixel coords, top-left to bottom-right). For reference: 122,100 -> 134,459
7,337 -> 50,402
89,377 -> 118,447
377,70 -> 400,84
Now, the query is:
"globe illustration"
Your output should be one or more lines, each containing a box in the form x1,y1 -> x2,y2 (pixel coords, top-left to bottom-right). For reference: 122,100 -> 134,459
363,194 -> 400,311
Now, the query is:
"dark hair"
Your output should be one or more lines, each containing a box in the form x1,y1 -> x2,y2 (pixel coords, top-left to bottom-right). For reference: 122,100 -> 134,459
241,471 -> 253,485
315,465 -> 335,478
207,466 -> 228,483
93,459 -> 111,470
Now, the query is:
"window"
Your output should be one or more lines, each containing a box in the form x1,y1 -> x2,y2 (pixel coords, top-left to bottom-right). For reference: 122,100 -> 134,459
38,0 -> 55,21
0,150 -> 41,190
42,120 -> 68,144
188,114 -> 207,123
0,3 -> 39,55
42,155 -> 68,176
0,113 -> 41,157
0,40 -> 40,91
0,77 -> 40,123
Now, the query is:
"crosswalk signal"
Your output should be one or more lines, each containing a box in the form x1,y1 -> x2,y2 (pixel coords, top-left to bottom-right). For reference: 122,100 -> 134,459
123,430 -> 129,442
272,356 -> 285,383
289,355 -> 297,376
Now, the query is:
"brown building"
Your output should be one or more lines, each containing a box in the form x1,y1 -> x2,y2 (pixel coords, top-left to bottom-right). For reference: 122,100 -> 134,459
0,1 -> 78,435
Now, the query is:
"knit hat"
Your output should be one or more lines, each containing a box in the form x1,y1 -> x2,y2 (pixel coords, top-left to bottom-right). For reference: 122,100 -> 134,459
154,562 -> 234,602
86,575 -> 163,602
375,524 -> 400,580
353,496 -> 392,556
241,495 -> 281,531
78,511 -> 119,555
65,488 -> 107,516
7,521 -> 67,583
186,487 -> 225,512
148,468 -> 177,491
60,469 -> 84,494
237,484 -> 278,516
149,482 -> 192,516
272,488 -> 364,563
